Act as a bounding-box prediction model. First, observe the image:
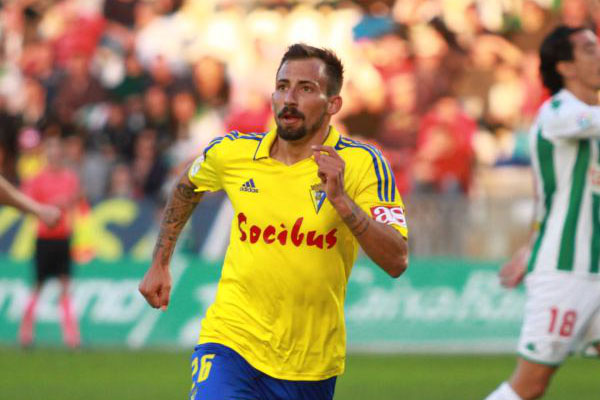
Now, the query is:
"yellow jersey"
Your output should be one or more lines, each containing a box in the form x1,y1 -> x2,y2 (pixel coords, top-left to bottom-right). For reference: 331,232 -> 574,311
188,126 -> 407,380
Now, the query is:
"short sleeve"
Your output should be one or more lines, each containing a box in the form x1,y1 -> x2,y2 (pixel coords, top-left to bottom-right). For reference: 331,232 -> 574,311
187,139 -> 224,192
353,152 -> 408,239
541,94 -> 600,140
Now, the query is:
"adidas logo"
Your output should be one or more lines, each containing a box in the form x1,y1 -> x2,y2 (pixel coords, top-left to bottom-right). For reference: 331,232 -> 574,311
240,178 -> 259,193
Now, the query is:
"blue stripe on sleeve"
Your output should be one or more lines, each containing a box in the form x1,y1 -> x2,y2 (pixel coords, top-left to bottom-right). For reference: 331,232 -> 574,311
203,137 -> 223,156
338,138 -> 385,201
374,148 -> 390,202
384,158 -> 396,202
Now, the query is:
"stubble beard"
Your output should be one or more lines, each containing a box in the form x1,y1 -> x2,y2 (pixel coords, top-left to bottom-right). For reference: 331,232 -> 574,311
276,110 -> 327,142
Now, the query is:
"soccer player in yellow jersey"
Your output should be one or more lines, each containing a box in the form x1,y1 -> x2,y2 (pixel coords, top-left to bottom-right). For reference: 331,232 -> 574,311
139,44 -> 409,400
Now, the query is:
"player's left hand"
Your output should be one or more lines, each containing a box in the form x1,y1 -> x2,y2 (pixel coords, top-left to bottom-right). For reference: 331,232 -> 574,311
139,264 -> 172,311
312,145 -> 346,203
499,245 -> 529,288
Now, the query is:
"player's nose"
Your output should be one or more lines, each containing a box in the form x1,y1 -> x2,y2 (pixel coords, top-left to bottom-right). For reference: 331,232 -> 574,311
284,87 -> 298,106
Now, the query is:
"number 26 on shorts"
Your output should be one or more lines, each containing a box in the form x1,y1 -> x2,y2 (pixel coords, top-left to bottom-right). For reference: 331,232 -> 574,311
548,307 -> 577,337
191,354 -> 216,384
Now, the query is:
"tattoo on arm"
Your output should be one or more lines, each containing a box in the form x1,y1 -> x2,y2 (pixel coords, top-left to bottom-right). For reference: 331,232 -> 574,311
342,202 -> 370,237
152,180 -> 203,265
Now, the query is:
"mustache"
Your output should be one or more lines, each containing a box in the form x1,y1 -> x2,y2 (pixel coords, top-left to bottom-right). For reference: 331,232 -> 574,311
278,107 -> 305,119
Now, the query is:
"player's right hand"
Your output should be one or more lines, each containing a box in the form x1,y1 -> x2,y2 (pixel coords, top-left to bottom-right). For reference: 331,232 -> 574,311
37,204 -> 61,227
139,264 -> 172,311
498,246 -> 529,288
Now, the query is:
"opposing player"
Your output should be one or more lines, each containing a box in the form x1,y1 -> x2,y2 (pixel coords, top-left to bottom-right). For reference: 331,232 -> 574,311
19,135 -> 81,348
0,174 -> 60,226
139,44 -> 408,400
485,26 -> 600,400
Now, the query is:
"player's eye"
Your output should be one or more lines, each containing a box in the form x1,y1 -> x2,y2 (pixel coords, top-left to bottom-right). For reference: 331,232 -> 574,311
302,86 -> 314,93
276,84 -> 288,91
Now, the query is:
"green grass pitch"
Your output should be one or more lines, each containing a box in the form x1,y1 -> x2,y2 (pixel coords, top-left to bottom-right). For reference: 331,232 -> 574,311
0,347 -> 597,399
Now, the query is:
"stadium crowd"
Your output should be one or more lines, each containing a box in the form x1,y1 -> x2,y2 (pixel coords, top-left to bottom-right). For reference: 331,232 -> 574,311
0,0 -> 598,206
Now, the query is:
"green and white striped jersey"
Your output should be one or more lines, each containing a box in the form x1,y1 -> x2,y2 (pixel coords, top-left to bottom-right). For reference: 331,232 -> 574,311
528,89 -> 600,277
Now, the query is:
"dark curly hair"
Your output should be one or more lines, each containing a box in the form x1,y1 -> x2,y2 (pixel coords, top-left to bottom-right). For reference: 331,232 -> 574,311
539,25 -> 587,94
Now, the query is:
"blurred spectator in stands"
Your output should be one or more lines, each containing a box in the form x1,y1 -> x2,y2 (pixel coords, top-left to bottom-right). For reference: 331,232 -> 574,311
1,1 -> 25,63
104,0 -> 138,28
16,127 -> 45,183
63,133 -> 110,204
487,63 -> 526,129
193,56 -> 230,109
146,54 -> 173,89
124,94 -> 146,136
100,101 -> 134,160
519,52 -> 546,123
0,96 -> 20,181
225,85 -> 271,134
39,1 -> 105,68
130,128 -> 167,201
380,71 -> 419,194
135,0 -> 192,78
506,0 -> 559,52
187,55 -> 228,146
364,24 -> 413,80
411,22 -> 459,115
53,53 -> 107,127
413,97 -> 475,194
21,78 -> 49,130
453,34 -> 522,124
19,41 -> 62,107
339,66 -> 386,139
107,162 -> 135,199
143,85 -> 172,150
103,0 -> 138,45
111,50 -> 149,101
562,0 -> 589,26
165,89 -> 203,168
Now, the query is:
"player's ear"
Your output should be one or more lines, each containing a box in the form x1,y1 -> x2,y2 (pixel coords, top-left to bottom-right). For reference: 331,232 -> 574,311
327,95 -> 342,116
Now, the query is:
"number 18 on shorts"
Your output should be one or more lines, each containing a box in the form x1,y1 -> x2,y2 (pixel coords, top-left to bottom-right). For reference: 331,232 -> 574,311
517,273 -> 600,365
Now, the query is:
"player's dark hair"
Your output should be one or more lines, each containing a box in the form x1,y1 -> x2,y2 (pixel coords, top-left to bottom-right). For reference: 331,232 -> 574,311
539,25 -> 586,94
277,43 -> 344,96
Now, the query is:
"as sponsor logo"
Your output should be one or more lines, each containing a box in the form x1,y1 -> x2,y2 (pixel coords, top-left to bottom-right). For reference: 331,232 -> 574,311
237,213 -> 337,249
370,206 -> 406,228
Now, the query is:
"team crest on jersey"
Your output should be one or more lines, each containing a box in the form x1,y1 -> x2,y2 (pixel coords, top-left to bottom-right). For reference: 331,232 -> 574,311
577,113 -> 591,129
310,183 -> 327,214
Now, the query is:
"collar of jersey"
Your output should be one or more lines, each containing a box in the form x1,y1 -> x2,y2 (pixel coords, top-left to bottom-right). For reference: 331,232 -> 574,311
253,126 -> 341,160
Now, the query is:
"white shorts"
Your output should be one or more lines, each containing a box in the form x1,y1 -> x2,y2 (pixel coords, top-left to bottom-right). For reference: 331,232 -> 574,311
517,272 -> 600,365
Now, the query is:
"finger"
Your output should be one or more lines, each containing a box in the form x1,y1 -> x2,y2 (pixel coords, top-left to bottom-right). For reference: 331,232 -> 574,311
314,154 -> 343,171
317,172 -> 327,183
313,150 -> 321,163
146,291 -> 162,308
158,286 -> 171,310
311,145 -> 343,161
139,283 -> 160,308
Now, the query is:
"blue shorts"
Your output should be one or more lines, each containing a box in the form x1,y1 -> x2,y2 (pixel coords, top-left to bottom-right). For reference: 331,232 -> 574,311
189,343 -> 337,400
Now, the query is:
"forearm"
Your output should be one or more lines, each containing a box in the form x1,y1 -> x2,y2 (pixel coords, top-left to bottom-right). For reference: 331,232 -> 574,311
0,176 -> 41,215
152,173 -> 203,268
333,195 -> 408,277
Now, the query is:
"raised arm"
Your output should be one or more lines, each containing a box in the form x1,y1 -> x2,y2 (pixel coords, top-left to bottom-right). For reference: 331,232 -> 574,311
313,145 -> 408,278
139,170 -> 204,310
